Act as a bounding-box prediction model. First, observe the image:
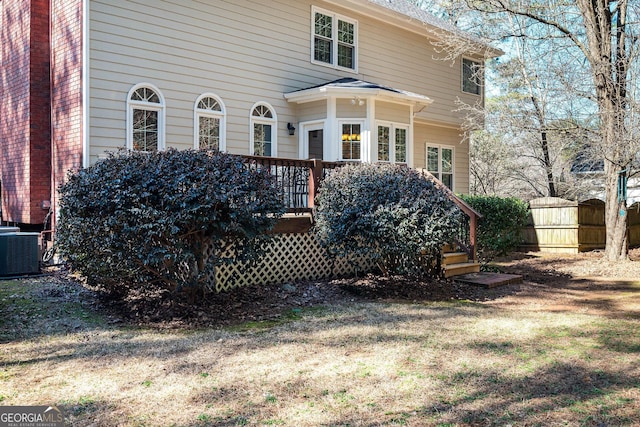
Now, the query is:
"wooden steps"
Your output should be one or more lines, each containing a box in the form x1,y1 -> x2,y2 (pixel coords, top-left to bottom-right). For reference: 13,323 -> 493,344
454,272 -> 523,288
442,252 -> 469,265
442,248 -> 480,278
444,261 -> 481,278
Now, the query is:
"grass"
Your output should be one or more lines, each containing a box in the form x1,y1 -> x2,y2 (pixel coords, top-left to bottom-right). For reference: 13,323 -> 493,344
1,277 -> 639,426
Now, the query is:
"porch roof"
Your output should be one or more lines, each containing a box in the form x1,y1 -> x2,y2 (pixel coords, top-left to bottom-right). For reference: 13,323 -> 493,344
284,77 -> 433,109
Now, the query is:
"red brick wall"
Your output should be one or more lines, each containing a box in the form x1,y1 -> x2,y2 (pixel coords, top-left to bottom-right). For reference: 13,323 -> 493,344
0,1 -> 3,212
1,0 -> 32,223
29,0 -> 52,224
51,0 -> 83,225
0,0 -> 52,225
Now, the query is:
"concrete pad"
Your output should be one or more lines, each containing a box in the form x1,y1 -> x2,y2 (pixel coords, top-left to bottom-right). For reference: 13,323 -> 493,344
454,272 -> 523,288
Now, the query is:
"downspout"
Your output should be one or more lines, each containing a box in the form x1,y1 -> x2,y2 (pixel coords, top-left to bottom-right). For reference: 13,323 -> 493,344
408,104 -> 414,168
82,0 -> 89,168
49,0 -> 55,229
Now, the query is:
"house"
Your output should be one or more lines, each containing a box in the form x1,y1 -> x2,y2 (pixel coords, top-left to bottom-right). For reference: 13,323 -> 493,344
1,0 -> 499,230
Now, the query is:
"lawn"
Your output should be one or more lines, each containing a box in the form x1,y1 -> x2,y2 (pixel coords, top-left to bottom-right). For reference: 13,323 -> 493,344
1,255 -> 639,426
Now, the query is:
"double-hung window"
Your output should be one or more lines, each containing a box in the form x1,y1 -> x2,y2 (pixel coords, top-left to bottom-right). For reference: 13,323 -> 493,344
427,145 -> 454,189
127,84 -> 165,151
312,7 -> 357,71
250,103 -> 277,157
394,127 -> 408,163
377,124 -> 408,164
462,58 -> 482,95
340,122 -> 362,160
195,94 -> 226,151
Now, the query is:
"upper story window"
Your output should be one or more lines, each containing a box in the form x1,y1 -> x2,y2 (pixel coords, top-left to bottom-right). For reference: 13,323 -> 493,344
250,103 -> 277,157
195,94 -> 226,151
127,83 -> 165,151
427,144 -> 454,189
312,7 -> 357,72
462,58 -> 482,95
340,122 -> 362,161
377,123 -> 408,164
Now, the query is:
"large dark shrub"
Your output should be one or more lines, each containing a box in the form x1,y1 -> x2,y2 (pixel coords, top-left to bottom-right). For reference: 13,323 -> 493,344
315,163 -> 463,277
458,194 -> 529,260
56,149 -> 285,297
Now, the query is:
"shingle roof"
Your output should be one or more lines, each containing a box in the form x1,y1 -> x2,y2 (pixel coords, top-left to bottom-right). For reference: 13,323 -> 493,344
363,0 -> 500,55
284,77 -> 433,106
299,77 -> 403,93
367,0 -> 459,33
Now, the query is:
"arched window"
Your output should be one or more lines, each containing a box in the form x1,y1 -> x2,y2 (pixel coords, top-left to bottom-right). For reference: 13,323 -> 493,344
195,94 -> 226,151
250,102 -> 277,157
126,83 -> 165,151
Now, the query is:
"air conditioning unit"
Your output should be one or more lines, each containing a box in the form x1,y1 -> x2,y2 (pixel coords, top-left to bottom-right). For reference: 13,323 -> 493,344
0,227 -> 20,234
0,232 -> 40,276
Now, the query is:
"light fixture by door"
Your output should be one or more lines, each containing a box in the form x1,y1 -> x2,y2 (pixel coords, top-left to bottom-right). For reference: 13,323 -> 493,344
351,96 -> 365,106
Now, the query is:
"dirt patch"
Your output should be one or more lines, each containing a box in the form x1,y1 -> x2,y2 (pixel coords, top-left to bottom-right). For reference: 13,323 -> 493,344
486,249 -> 640,318
48,249 -> 640,328
494,247 -> 640,281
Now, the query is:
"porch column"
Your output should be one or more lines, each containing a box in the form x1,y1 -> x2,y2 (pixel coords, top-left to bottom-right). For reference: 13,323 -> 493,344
325,97 -> 338,161
364,97 -> 375,163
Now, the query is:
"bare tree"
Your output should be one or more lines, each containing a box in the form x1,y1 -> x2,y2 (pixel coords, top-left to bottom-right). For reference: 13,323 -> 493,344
422,0 -> 640,260
468,130 -> 512,196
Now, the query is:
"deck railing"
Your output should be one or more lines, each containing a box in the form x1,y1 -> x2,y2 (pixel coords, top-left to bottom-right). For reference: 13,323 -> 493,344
241,155 -> 315,214
418,169 -> 482,262
239,155 -> 480,261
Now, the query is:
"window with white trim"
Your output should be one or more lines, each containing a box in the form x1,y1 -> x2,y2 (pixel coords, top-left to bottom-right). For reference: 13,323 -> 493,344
312,7 -> 357,71
426,145 -> 454,189
377,123 -> 408,163
340,122 -> 362,160
195,94 -> 226,151
395,128 -> 407,163
462,58 -> 482,95
127,84 -> 165,151
250,103 -> 277,157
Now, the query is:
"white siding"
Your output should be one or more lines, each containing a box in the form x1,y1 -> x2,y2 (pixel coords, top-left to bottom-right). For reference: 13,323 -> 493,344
358,21 -> 483,125
414,124 -> 469,194
88,0 -> 481,177
336,99 -> 367,119
89,0 -> 315,160
297,100 -> 327,123
375,102 -> 411,124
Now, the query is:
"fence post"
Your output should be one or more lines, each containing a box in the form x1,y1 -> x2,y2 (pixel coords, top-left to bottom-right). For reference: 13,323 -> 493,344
308,159 -> 323,208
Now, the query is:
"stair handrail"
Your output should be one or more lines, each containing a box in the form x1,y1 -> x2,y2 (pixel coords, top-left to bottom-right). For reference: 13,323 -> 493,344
418,169 -> 482,262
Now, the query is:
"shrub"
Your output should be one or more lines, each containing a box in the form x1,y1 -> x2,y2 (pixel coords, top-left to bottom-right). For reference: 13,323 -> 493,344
458,194 -> 529,260
314,163 -> 463,277
56,149 -> 286,297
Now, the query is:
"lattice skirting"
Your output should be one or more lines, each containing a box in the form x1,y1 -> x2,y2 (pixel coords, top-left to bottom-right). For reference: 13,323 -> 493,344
206,233 -> 375,292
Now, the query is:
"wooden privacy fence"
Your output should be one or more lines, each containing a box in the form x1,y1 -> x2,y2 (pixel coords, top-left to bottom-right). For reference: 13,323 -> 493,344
521,197 -> 640,253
